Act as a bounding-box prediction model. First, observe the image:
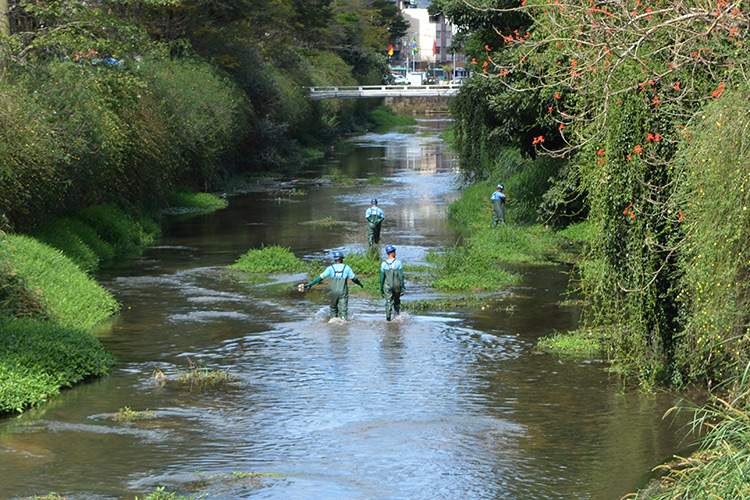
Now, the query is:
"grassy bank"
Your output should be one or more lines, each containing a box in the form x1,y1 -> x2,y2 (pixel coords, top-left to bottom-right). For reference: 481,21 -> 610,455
0,228 -> 120,414
0,193 -> 231,414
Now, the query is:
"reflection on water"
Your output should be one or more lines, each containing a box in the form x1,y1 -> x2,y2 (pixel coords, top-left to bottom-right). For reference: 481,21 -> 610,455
0,119 -> 693,500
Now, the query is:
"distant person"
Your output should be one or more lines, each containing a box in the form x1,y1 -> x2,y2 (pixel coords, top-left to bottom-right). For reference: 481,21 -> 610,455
366,198 -> 385,247
380,245 -> 405,321
304,251 -> 364,321
490,184 -> 506,227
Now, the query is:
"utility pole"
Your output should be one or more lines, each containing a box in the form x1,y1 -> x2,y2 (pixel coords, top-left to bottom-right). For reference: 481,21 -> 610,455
0,0 -> 9,37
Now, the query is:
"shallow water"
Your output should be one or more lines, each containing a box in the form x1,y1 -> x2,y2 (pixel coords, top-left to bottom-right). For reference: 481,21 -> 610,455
0,119 -> 693,500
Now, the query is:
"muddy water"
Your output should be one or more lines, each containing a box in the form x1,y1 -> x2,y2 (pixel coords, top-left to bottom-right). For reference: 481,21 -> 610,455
0,119 -> 693,500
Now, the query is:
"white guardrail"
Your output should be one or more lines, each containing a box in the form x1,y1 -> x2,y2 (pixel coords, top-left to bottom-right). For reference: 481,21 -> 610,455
307,84 -> 462,100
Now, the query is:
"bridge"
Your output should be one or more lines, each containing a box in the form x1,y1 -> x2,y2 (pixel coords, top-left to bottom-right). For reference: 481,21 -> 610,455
307,84 -> 461,100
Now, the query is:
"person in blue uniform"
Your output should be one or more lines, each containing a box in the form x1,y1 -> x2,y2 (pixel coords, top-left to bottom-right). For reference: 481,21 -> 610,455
380,244 -> 405,321
490,184 -> 506,227
365,198 -> 385,246
304,251 -> 364,320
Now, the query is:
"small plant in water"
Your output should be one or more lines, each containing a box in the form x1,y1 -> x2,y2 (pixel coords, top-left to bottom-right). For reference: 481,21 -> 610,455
26,494 -> 66,500
114,406 -> 155,422
135,486 -> 194,500
174,359 -> 235,390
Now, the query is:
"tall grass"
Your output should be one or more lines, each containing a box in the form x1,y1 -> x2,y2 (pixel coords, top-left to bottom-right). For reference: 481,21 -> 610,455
5,234 -> 120,329
636,362 -> 750,499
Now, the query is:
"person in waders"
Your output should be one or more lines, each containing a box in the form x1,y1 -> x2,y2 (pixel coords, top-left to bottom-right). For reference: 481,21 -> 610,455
380,245 -> 405,321
304,251 -> 364,320
365,198 -> 385,247
490,184 -> 506,227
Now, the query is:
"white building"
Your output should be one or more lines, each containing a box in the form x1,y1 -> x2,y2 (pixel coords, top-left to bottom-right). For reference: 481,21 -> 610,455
396,2 -> 465,74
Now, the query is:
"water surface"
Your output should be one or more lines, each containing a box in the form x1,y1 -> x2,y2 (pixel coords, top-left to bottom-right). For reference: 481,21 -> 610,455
0,119 -> 692,500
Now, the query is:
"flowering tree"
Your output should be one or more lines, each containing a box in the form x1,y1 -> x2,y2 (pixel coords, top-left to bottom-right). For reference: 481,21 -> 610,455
439,0 -> 750,385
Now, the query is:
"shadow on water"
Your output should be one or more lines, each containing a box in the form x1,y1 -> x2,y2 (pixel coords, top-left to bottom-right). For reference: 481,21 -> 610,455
0,118 -> 696,500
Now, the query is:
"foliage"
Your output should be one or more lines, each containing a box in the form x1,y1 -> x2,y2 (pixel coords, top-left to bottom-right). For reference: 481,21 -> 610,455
135,487 -> 194,500
368,105 -> 418,130
4,234 -> 120,329
437,0 -> 750,388
537,328 -> 608,357
341,251 -> 380,276
33,204 -> 159,272
670,90 -> 750,386
114,406 -> 155,422
229,245 -> 309,274
0,317 -> 114,414
636,363 -> 750,500
166,190 -> 229,212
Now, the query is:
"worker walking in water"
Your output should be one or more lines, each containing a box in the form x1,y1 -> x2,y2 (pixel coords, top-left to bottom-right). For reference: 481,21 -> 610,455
366,198 -> 385,247
304,251 -> 364,320
380,244 -> 405,321
490,184 -> 506,227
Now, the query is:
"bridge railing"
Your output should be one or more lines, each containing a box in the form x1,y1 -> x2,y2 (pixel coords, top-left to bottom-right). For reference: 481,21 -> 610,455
306,84 -> 462,100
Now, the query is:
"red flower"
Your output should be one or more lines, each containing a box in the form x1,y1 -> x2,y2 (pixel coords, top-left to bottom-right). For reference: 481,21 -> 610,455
634,145 -> 643,153
674,81 -> 681,90
471,58 -> 478,65
597,149 -> 605,156
559,124 -> 565,130
482,61 -> 488,68
485,44 -> 491,51
554,93 -> 561,99
532,135 -> 545,145
712,82 -> 726,97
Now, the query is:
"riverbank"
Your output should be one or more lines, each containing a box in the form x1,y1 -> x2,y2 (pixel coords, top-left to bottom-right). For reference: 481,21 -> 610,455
0,191 -> 229,415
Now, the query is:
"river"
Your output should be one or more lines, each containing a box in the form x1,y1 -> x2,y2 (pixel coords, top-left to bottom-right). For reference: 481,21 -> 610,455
0,118 -> 693,500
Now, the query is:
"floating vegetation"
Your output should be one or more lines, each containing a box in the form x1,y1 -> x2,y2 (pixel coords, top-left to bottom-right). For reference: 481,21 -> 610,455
325,167 -> 356,185
402,295 -> 496,312
153,360 -> 237,391
24,494 -> 66,500
309,216 -> 346,227
135,486 -> 194,500
114,406 -> 155,422
189,470 -> 285,492
363,176 -> 390,185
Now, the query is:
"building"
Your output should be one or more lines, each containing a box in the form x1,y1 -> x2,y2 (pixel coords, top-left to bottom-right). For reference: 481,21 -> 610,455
395,2 -> 466,76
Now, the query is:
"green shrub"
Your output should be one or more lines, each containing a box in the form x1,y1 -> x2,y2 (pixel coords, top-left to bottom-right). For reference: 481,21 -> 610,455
76,204 -> 141,254
5,234 -> 119,329
229,245 -> 309,273
0,317 -> 114,414
167,189 -> 228,211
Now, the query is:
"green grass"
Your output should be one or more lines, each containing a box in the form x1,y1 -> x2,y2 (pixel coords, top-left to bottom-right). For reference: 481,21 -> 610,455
33,205 -> 159,273
633,363 -> 750,499
0,317 -> 114,414
537,329 -> 608,357
5,234 -> 120,329
167,189 -> 229,212
135,487 -> 195,500
229,245 -> 310,273
369,106 -> 418,130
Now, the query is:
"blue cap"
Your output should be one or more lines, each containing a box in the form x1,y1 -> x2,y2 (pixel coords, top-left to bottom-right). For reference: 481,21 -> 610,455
333,251 -> 344,259
371,198 -> 378,204
385,244 -> 396,253
497,184 -> 504,190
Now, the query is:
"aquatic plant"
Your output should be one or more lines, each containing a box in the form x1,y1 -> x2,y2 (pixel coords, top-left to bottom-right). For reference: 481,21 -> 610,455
135,486 -> 194,500
114,406 -> 155,422
154,359 -> 237,391
537,329 -> 608,357
229,245 -> 309,274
